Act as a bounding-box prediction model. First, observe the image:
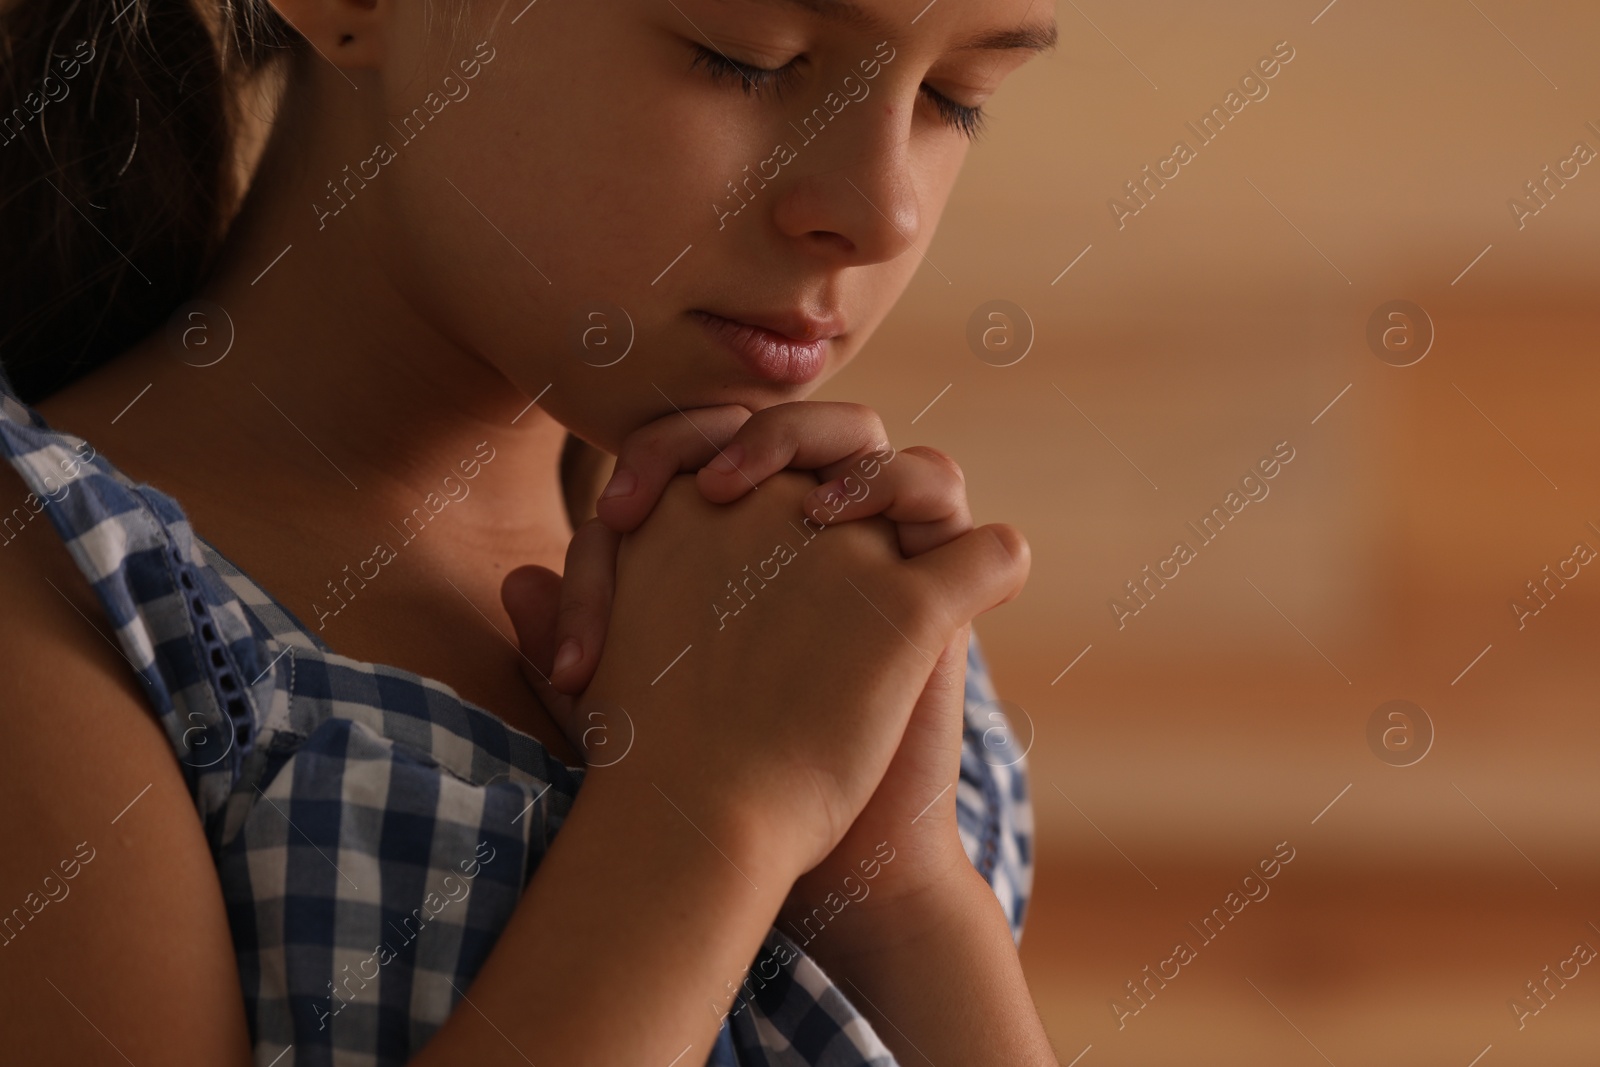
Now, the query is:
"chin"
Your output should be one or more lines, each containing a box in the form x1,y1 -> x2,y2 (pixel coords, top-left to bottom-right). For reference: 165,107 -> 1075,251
724,378 -> 828,411
552,361 -> 843,456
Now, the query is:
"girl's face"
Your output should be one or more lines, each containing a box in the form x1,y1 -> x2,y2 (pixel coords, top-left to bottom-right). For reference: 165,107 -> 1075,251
358,0 -> 1053,452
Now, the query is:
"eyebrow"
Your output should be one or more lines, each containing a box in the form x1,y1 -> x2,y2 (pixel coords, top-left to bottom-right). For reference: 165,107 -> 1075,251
762,0 -> 896,37
952,21 -> 1059,54
762,0 -> 1059,54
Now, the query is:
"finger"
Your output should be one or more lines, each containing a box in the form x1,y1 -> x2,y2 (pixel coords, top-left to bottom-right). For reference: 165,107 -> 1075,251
893,625 -> 972,818
551,517 -> 621,695
595,404 -> 752,532
500,564 -> 563,692
921,625 -> 972,703
500,565 -> 586,757
901,523 -> 1031,646
801,444 -> 971,557
505,559 -> 582,726
694,401 -> 892,504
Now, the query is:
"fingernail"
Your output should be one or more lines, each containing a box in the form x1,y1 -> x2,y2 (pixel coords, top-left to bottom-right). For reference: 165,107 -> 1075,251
705,444 -> 745,475
599,468 -> 636,500
553,638 -> 581,675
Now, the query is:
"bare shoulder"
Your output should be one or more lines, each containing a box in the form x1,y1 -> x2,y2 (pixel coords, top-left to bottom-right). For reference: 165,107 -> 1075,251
0,460 -> 253,1066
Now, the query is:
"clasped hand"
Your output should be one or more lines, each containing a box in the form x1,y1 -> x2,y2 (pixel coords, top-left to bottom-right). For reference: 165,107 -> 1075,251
498,401 -> 1029,936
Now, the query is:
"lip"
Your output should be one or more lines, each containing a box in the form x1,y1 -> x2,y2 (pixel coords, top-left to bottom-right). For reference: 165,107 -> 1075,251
691,309 -> 843,386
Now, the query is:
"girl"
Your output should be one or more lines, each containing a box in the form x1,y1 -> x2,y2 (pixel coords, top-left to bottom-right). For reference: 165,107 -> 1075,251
0,0 -> 1058,1063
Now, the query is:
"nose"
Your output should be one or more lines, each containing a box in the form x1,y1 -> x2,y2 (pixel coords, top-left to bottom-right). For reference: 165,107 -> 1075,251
769,109 -> 922,268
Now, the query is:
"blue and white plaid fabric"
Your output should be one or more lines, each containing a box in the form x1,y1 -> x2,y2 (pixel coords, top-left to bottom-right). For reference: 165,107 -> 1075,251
0,378 -> 1033,1067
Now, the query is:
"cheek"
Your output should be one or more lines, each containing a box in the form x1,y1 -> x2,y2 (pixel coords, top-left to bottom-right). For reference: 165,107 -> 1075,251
384,44 -> 717,301
353,7 -> 972,450
366,20 -> 747,443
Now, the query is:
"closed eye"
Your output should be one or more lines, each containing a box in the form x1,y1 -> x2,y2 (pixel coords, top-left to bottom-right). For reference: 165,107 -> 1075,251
689,43 -> 803,98
690,43 -> 987,140
919,85 -> 985,139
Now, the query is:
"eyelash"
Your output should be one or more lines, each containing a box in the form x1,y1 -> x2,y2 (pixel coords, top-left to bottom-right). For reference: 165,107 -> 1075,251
687,44 -> 986,140
689,45 -> 804,99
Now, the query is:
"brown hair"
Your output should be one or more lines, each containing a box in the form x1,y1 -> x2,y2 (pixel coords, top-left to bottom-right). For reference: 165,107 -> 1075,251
0,0 -> 297,405
0,2 -> 609,520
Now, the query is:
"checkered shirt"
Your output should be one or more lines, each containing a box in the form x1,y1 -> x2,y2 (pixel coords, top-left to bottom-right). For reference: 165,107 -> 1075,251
0,380 -> 1033,1067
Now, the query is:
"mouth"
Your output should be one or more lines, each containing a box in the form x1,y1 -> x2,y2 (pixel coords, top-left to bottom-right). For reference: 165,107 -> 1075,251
690,308 -> 844,386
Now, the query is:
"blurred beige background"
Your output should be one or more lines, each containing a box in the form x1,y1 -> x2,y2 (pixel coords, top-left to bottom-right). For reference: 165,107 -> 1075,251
813,2 -> 1600,1063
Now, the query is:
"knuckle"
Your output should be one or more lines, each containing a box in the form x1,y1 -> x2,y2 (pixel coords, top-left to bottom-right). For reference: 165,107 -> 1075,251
983,523 -> 1031,579
568,515 -> 613,556
556,590 -> 599,629
619,419 -> 678,467
814,510 -> 895,568
626,406 -> 748,468
845,402 -> 888,442
575,513 -> 610,538
700,404 -> 756,446
555,582 -> 602,625
840,400 -> 877,424
734,407 -> 786,459
904,444 -> 965,486
569,518 -> 604,566
743,402 -> 794,429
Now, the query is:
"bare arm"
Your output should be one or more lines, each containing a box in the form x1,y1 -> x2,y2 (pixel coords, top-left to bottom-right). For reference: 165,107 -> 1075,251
2,464 -> 1024,1065
0,533 -> 797,1067
538,400 -> 1059,1063
0,529 -> 257,1067
799,858 -> 1062,1067
412,764 -> 796,1065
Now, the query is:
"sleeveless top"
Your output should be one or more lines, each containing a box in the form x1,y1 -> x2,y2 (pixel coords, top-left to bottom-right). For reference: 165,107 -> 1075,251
0,375 -> 1034,1067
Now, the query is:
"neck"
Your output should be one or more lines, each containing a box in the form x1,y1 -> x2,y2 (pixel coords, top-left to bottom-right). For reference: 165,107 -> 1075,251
37,59 -> 578,644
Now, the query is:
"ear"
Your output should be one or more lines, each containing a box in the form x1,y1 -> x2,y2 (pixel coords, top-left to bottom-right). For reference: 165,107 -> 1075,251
268,0 -> 388,69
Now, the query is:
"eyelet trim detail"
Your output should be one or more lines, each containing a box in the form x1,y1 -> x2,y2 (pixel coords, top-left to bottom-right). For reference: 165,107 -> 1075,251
170,543 -> 256,773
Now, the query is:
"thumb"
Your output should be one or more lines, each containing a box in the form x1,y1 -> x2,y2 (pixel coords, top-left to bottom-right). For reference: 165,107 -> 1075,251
897,625 -> 972,807
903,523 -> 1031,646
